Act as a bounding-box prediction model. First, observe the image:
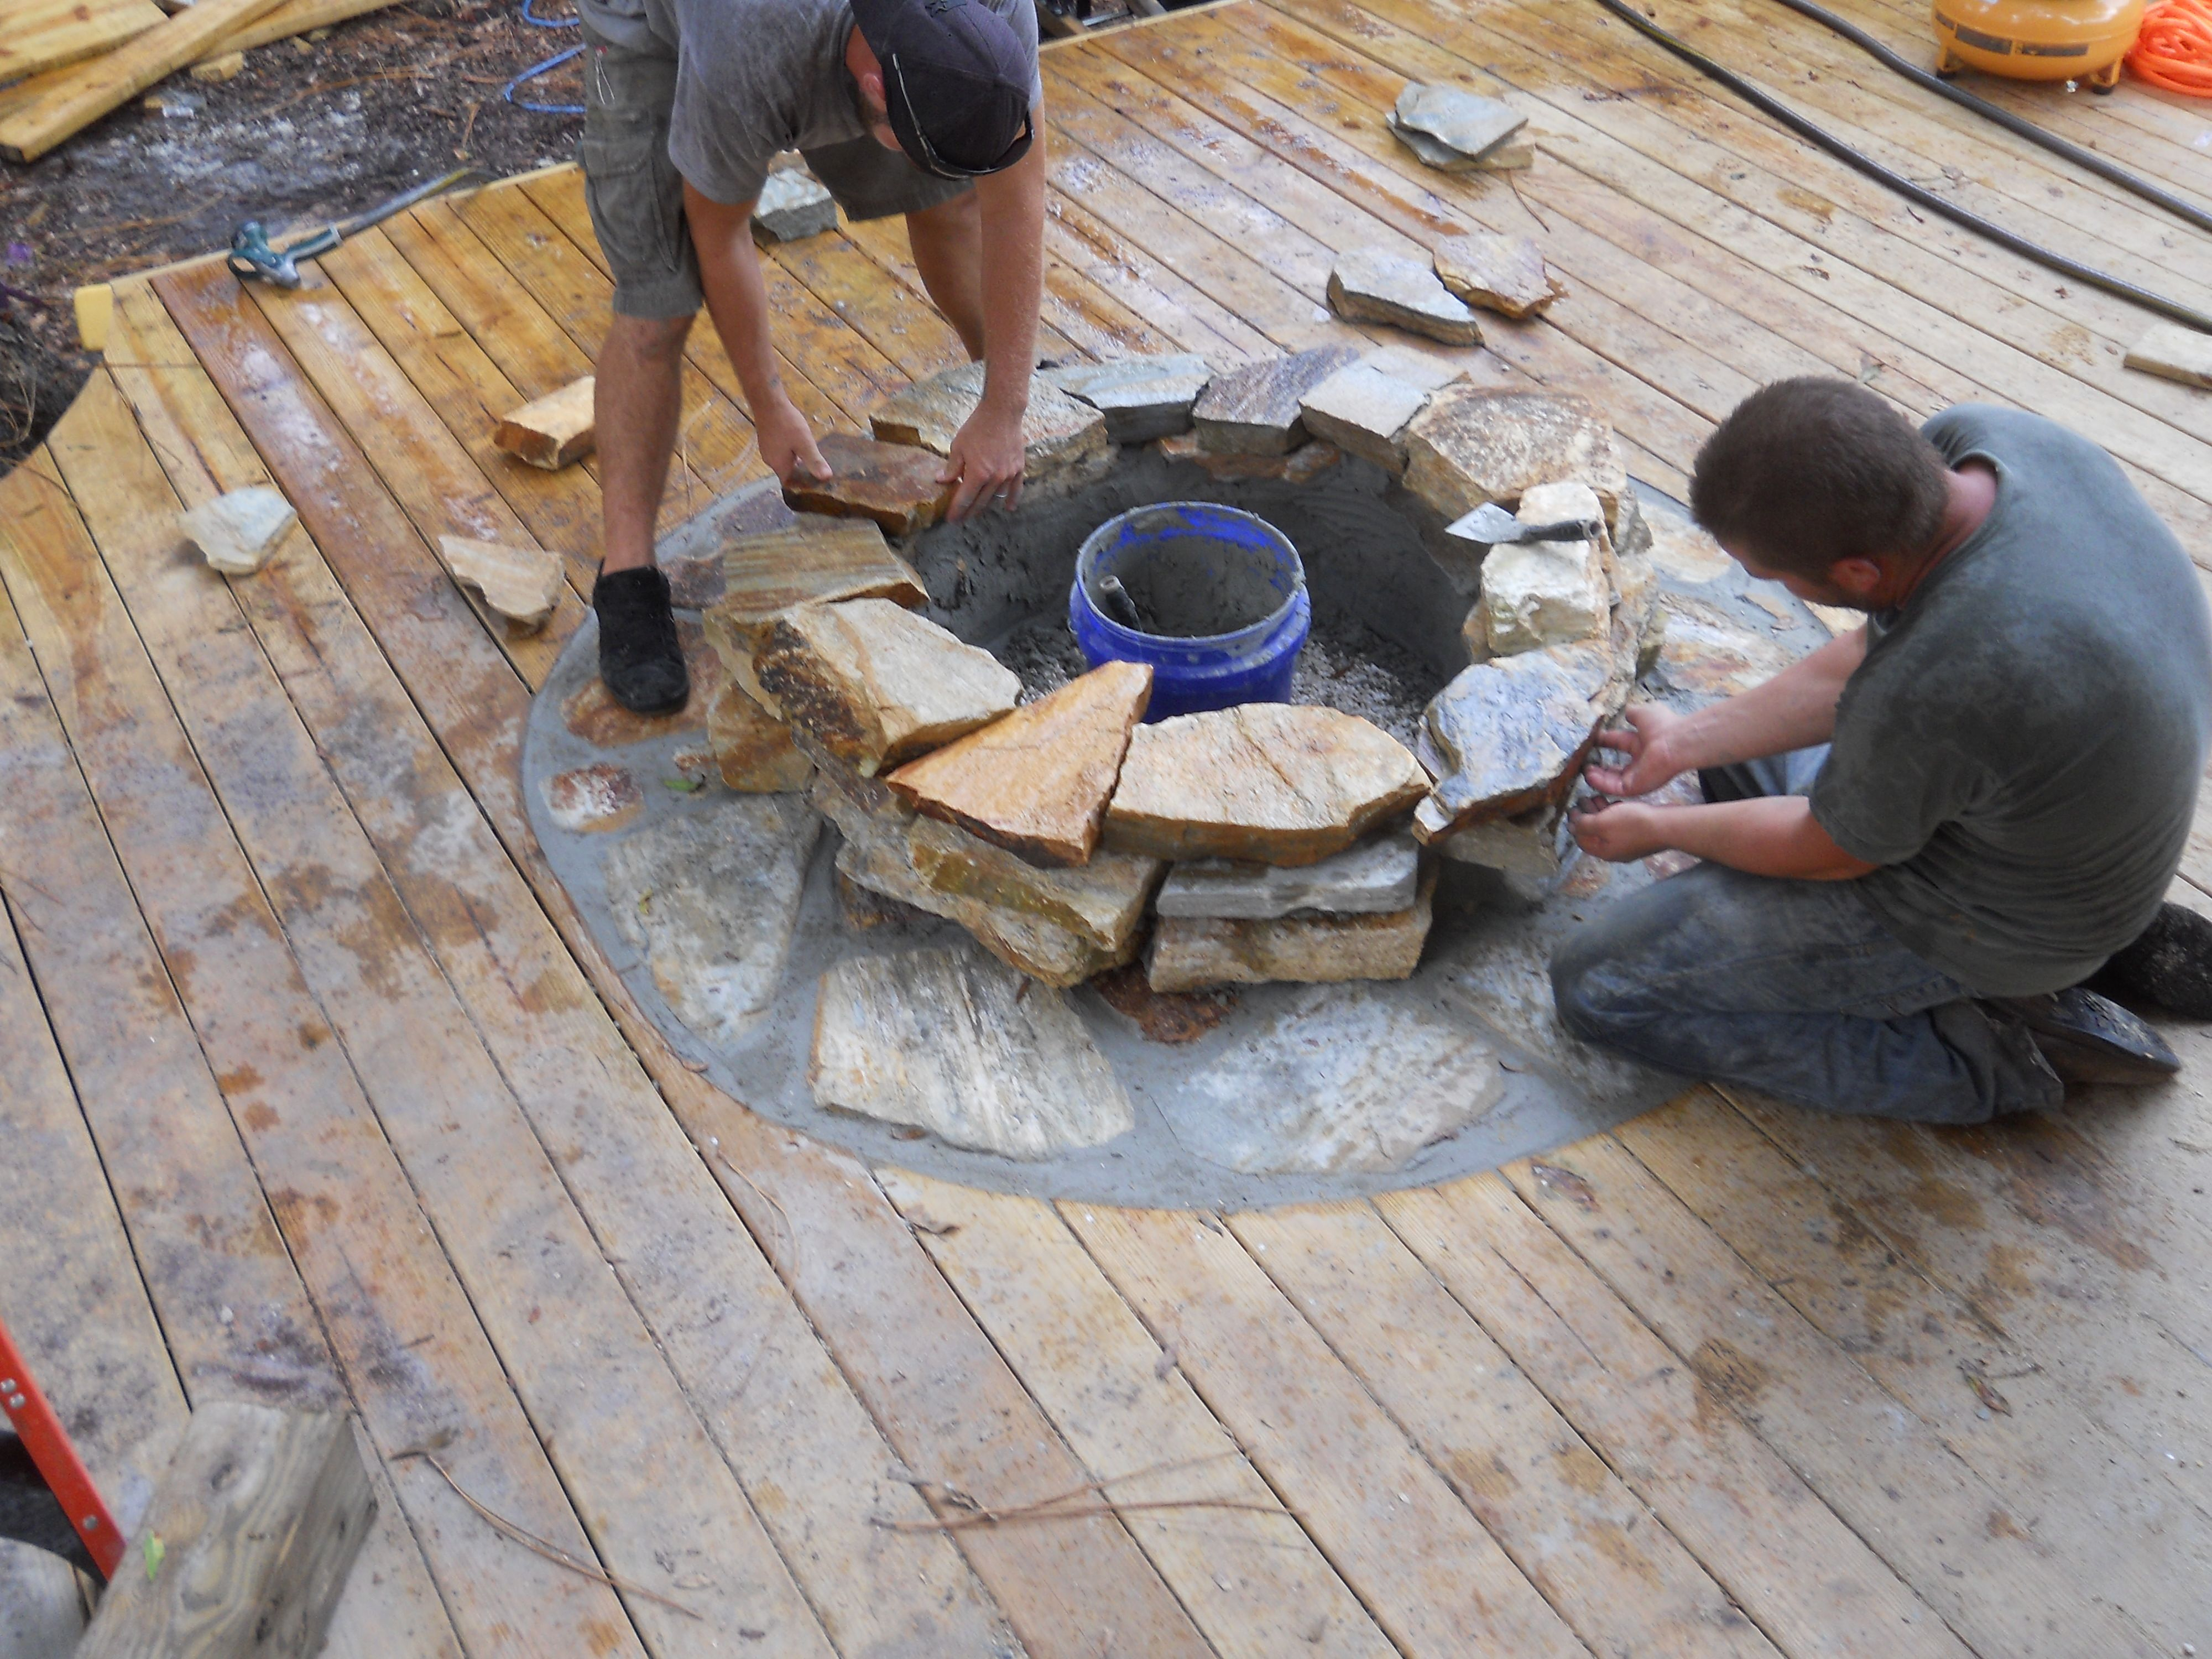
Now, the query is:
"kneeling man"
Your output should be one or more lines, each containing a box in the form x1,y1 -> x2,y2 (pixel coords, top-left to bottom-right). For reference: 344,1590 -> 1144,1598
1555,378 -> 2212,1121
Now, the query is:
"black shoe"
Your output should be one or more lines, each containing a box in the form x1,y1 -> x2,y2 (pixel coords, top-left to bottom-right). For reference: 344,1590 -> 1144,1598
2086,901 -> 2212,1021
593,565 -> 690,714
1996,987 -> 2180,1086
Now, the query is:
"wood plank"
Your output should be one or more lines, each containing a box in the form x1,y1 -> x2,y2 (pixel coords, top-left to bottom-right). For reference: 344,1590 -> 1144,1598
55,335 -> 827,1657
1044,191 -> 1273,363
1062,1203 -> 1591,1657
104,278 -> 1029,1659
0,472 -> 466,1659
0,1542 -> 81,1659
1497,1136 -> 2161,1656
0,0 -> 287,162
1379,1175 -> 1975,1657
450,183 -> 769,498
0,0 -> 164,82
1618,1089 -> 2212,1654
202,0 -> 398,60
379,200 -> 714,537
79,1404 -> 373,1659
1228,1199 -> 1785,1659
831,206 -> 1104,367
875,1171 -> 1399,1659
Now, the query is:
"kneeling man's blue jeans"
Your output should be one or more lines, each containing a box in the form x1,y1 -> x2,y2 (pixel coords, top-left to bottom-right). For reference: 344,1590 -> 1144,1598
1550,747 -> 2063,1123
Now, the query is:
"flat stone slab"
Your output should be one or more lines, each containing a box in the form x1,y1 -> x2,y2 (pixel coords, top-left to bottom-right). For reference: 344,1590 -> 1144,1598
753,168 -> 837,242
604,795 -> 822,1045
1045,354 -> 1212,444
705,677 -> 813,792
438,535 -> 566,633
1473,482 -> 1611,657
1106,702 -> 1430,866
713,518 -> 927,632
1432,796 -> 1571,878
815,768 -> 1161,985
1156,829 -> 1420,919
1392,82 -> 1526,162
541,763 -> 643,834
886,661 -> 1153,866
1327,247 -> 1481,346
2124,321 -> 2212,390
1164,981 -> 1501,1173
811,943 -> 1134,1160
560,615 -> 720,745
1404,387 -> 1627,525
492,375 -> 594,470
781,434 -> 954,536
1297,361 -> 1432,473
870,363 -> 1111,488
755,598 -> 1020,775
1414,637 -> 1624,840
1191,345 -> 1360,456
1432,232 -> 1565,320
1149,867 -> 1436,993
179,485 -> 296,575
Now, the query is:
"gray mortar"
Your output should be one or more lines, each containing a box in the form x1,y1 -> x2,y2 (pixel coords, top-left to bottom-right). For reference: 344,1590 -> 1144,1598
1078,506 -> 1298,639
523,458 -> 1833,1210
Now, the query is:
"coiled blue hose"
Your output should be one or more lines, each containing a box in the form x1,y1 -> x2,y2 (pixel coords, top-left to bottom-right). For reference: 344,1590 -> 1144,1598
504,0 -> 583,116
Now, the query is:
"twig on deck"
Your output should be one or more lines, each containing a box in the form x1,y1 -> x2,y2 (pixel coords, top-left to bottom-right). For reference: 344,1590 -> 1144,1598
876,1495 -> 1297,1533
397,1449 -> 703,1619
718,1150 -> 796,1271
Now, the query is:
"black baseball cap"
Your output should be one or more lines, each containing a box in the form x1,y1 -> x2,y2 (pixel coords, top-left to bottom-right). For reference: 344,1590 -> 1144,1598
851,0 -> 1035,179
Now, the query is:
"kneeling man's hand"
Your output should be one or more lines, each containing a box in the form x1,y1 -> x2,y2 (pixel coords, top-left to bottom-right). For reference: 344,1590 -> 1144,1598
943,402 -> 1026,523
1584,702 -> 1687,798
1568,798 -> 1667,863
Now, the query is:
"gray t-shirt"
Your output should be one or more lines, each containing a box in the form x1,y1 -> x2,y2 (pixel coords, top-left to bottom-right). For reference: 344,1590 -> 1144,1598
579,0 -> 1041,206
1809,404 -> 2212,997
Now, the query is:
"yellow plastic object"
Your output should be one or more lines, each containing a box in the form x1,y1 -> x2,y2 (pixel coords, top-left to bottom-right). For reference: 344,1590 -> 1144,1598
1933,0 -> 2146,86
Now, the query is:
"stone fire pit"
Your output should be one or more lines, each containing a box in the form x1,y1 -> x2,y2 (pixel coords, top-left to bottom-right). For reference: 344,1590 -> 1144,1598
523,356 -> 1828,1209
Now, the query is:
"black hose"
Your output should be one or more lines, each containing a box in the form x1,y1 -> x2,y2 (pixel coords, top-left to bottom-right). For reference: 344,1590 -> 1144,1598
1761,0 -> 2212,238
1584,0 -> 2212,335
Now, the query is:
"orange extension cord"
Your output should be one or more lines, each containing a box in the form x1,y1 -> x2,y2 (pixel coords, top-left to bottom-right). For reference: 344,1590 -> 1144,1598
2128,0 -> 2212,95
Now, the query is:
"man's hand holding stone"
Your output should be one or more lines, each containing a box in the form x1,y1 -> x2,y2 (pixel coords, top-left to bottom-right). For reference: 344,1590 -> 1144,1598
1568,798 -> 1667,863
1584,702 -> 1690,799
942,398 -> 1026,523
757,389 -> 832,487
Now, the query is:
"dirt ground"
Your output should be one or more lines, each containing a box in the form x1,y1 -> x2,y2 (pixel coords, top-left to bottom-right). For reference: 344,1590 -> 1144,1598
0,0 -> 589,466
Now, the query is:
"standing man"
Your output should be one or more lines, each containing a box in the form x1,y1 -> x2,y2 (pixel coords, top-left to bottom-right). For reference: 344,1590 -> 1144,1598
575,0 -> 1047,711
1554,377 -> 2212,1123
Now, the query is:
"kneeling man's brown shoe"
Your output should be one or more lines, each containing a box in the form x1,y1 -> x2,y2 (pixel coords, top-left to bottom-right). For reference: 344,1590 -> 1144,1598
1996,988 -> 2180,1086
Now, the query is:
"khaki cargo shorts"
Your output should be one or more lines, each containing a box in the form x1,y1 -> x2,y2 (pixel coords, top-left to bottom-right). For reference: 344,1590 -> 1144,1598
578,23 -> 972,319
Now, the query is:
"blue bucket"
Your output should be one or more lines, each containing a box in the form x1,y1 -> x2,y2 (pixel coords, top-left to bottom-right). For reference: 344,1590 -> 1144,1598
1068,502 -> 1310,722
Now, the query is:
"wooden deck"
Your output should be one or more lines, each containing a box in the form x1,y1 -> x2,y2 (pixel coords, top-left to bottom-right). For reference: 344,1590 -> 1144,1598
4,0 -> 2211,1652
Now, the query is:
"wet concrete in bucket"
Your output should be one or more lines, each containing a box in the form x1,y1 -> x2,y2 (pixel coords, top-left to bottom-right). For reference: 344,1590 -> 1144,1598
525,456 -> 1830,1210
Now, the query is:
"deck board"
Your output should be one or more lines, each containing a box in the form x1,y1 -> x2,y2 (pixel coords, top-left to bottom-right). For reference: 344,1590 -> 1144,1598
4,2 -> 2208,1652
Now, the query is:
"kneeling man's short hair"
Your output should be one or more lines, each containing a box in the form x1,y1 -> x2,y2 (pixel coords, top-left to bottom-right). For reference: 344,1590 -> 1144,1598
1690,377 -> 1949,577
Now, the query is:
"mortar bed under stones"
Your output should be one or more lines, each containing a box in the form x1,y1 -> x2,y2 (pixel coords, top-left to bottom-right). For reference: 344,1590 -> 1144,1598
524,453 -> 1830,1211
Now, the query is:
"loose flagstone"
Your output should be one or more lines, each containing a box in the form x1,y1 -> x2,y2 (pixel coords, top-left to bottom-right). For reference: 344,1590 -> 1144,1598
754,598 -> 1020,775
1473,483 -> 1612,657
810,943 -> 1135,1160
2124,321 -> 2212,390
780,433 -> 956,535
1155,830 -> 1420,919
1297,361 -> 1432,472
1413,638 -> 1625,840
1148,866 -> 1435,992
604,795 -> 823,1045
437,535 -> 566,632
886,661 -> 1153,866
753,167 -> 838,242
178,484 -> 295,575
492,374 -> 595,469
1432,231 -> 1566,319
1392,81 -> 1526,163
1327,248 -> 1481,346
1045,354 -> 1212,444
1162,978 -> 1500,1173
870,363 -> 1111,489
1404,387 -> 1627,525
1105,702 -> 1430,866
713,518 -> 927,629
1191,345 -> 1360,455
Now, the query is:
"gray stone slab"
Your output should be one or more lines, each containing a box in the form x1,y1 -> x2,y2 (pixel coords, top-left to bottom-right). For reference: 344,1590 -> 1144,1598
1046,354 -> 1212,444
811,943 -> 1135,1160
1298,362 -> 1432,473
1191,345 -> 1360,455
1162,983 -> 1501,1173
753,168 -> 838,241
604,795 -> 823,1046
1156,830 -> 1420,919
1327,248 -> 1481,347
1392,82 -> 1526,160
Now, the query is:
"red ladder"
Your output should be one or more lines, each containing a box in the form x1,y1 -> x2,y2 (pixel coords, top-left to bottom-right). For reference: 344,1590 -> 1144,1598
0,1314 -> 123,1579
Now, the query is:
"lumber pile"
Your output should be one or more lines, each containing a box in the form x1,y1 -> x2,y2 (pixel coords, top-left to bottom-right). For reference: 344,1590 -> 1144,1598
0,0 -> 401,161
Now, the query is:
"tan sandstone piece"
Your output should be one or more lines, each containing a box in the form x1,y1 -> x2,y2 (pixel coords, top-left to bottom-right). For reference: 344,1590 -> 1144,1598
178,485 -> 297,576
1404,386 -> 1627,525
437,535 -> 566,632
886,661 -> 1153,866
1147,867 -> 1437,992
753,598 -> 1019,775
1105,702 -> 1430,867
2124,321 -> 2212,391
705,679 -> 813,792
810,943 -> 1135,1160
493,375 -> 595,470
870,363 -> 1111,488
1432,232 -> 1566,319
780,432 -> 956,536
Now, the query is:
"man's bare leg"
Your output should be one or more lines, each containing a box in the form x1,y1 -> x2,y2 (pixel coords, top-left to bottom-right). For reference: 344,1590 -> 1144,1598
904,192 -> 985,359
596,311 -> 693,573
590,311 -> 694,711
